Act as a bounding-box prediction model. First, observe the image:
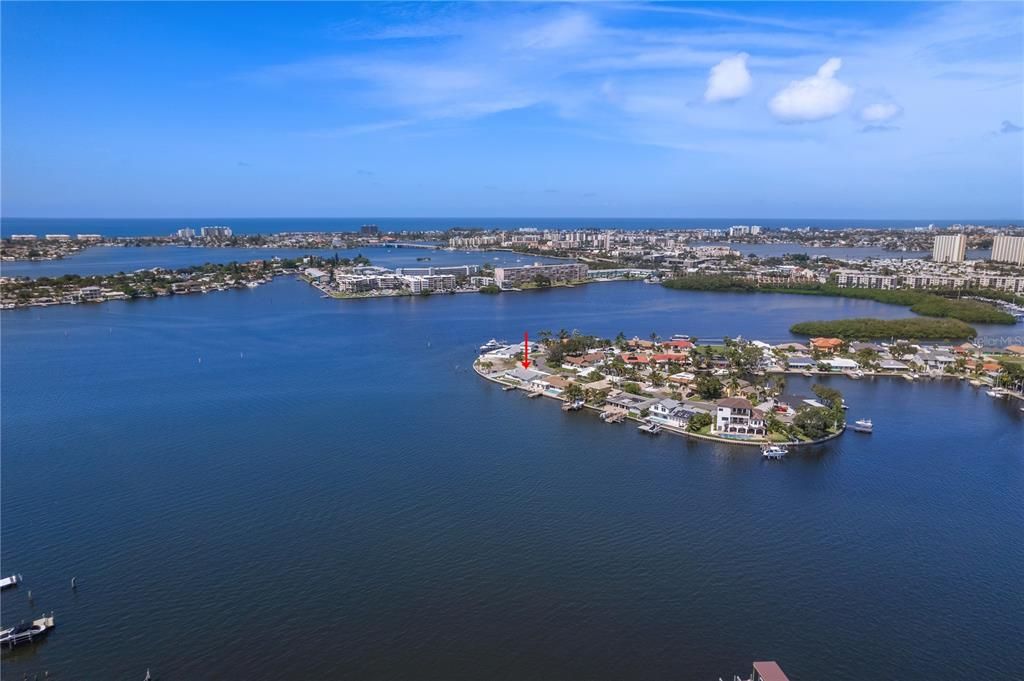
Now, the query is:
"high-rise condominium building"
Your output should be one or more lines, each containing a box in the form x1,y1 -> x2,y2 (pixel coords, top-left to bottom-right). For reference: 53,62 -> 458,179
991,235 -> 1024,266
932,234 -> 967,263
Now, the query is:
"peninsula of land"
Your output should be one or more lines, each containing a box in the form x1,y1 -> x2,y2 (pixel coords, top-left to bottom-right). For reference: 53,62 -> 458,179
473,331 -> 1024,448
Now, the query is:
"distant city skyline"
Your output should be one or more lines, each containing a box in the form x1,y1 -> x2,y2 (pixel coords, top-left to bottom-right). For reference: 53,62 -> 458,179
2,2 -> 1022,219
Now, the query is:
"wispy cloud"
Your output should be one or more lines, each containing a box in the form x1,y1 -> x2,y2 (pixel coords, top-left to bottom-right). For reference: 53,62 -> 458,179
247,2 -> 1022,155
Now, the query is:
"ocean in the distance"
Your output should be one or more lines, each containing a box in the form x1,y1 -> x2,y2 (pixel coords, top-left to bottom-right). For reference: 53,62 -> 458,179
2,281 -> 1022,679
3,216 -> 1021,238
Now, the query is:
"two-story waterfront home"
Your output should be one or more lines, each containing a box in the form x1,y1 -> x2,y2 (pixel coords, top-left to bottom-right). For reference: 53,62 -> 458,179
713,397 -> 766,437
648,399 -> 709,428
809,337 -> 844,354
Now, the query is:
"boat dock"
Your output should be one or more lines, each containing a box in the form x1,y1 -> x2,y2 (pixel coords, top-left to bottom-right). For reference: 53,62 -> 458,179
638,422 -> 662,435
600,410 -> 626,423
1,613 -> 55,649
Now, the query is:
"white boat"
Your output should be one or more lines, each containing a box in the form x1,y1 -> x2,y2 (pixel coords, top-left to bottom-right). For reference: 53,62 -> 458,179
762,444 -> 788,459
670,334 -> 691,341
986,390 -> 1003,398
479,338 -> 502,353
853,418 -> 873,433
638,422 -> 662,434
0,613 -> 55,648
0,575 -> 20,590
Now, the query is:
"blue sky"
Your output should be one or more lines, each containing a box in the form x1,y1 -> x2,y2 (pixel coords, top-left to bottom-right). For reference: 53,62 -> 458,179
2,1 -> 1022,219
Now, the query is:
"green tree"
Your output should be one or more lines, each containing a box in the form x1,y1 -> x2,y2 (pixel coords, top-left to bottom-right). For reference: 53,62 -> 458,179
694,375 -> 724,400
794,407 -> 831,439
687,412 -> 713,432
565,382 -> 585,402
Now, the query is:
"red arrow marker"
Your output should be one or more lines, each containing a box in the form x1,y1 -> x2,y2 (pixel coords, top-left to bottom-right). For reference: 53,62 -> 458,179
521,331 -> 531,368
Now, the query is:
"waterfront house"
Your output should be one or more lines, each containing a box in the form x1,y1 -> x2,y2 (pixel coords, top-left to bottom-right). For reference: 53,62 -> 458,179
822,358 -> 859,372
604,393 -> 658,415
786,355 -> 816,369
809,337 -> 844,354
878,359 -> 910,372
663,339 -> 694,350
648,399 -> 693,427
914,349 -> 956,372
774,342 -> 809,352
506,367 -> 546,384
79,286 -> 104,302
713,397 -> 766,436
535,375 -> 572,394
1005,345 -> 1024,356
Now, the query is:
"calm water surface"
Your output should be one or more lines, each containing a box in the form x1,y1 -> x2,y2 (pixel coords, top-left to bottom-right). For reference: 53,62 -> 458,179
2,282 -> 1022,680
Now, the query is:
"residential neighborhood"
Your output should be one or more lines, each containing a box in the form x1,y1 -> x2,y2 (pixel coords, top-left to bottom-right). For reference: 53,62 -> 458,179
473,330 -> 1024,447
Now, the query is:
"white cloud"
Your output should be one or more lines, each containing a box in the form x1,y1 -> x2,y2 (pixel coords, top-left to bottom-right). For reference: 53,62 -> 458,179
704,53 -> 752,102
769,57 -> 853,122
861,102 -> 903,122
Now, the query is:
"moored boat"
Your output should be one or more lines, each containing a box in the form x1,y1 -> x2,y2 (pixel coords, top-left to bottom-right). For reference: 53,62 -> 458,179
762,443 -> 788,459
853,418 -> 873,433
479,338 -> 502,353
638,421 -> 662,434
1,613 -> 55,649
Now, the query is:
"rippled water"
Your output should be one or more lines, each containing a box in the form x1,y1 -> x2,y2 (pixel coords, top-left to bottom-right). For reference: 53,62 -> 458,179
2,282 -> 1022,679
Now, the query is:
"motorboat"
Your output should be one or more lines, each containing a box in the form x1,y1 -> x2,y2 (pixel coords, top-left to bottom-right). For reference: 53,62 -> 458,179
986,389 -> 1003,398
1,614 -> 55,649
853,418 -> 873,433
761,444 -> 788,459
479,339 -> 502,353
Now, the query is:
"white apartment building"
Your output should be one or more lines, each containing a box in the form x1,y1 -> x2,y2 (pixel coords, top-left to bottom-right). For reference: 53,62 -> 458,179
834,270 -> 899,289
403,274 -> 456,294
493,263 -> 589,289
932,234 -> 967,263
991,235 -> 1024,266
200,226 -> 233,238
